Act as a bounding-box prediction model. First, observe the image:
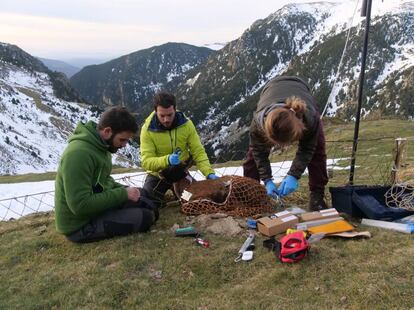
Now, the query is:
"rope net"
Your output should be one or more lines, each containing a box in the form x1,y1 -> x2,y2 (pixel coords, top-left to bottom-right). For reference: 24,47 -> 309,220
179,175 -> 276,217
385,167 -> 414,211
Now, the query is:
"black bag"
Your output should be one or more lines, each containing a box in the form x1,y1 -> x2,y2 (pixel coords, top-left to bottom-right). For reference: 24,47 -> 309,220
352,191 -> 414,221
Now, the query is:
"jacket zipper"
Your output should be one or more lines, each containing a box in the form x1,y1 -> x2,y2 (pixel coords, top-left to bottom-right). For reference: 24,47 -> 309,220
169,130 -> 174,153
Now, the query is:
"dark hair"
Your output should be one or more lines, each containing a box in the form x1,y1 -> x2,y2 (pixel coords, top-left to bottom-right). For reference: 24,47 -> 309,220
153,92 -> 176,110
97,106 -> 138,134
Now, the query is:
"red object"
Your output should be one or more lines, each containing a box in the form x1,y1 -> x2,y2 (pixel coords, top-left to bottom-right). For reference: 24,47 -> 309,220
195,238 -> 210,248
279,231 -> 309,263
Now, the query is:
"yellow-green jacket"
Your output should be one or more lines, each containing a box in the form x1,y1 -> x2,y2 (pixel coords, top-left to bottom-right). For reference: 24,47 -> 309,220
140,111 -> 214,177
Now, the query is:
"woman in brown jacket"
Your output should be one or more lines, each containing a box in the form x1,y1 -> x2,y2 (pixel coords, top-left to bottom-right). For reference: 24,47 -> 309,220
243,76 -> 328,211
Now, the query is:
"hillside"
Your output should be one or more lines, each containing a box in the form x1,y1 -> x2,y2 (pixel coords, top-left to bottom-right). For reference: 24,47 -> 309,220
65,1 -> 414,160
70,42 -> 214,115
1,1 -> 413,174
0,43 -> 138,174
172,1 -> 414,159
38,57 -> 80,78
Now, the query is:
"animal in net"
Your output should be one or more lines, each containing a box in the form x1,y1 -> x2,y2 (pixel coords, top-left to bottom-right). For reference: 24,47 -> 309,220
177,175 -> 276,217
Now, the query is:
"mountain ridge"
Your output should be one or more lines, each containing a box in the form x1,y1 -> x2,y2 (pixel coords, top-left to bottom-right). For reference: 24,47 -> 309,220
70,42 -> 214,115
1,1 -> 413,173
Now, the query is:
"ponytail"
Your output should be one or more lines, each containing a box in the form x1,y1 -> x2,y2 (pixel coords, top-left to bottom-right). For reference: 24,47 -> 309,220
264,96 -> 306,145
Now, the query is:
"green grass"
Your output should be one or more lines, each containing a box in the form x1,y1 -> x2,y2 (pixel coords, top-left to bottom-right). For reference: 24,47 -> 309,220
268,118 -> 414,187
0,168 -> 143,184
1,207 -> 414,309
0,171 -> 58,184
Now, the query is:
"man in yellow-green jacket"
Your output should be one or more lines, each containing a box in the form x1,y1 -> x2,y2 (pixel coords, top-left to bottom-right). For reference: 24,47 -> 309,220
140,92 -> 218,209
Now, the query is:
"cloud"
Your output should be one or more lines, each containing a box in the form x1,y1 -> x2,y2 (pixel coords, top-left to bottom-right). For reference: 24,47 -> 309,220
0,0 -> 352,59
0,10 -> 246,58
0,12 -> 165,58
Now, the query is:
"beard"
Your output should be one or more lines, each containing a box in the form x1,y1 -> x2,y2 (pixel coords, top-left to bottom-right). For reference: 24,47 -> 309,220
104,134 -> 120,153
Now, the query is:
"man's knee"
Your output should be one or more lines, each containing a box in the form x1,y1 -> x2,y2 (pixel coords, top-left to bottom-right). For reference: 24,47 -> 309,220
135,208 -> 154,232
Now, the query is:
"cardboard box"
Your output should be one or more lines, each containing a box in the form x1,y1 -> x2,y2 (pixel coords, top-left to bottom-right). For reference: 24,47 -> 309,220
299,208 -> 339,222
257,211 -> 299,237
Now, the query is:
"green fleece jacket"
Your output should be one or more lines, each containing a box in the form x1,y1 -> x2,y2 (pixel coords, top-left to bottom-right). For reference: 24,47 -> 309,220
140,111 -> 214,177
55,121 -> 128,235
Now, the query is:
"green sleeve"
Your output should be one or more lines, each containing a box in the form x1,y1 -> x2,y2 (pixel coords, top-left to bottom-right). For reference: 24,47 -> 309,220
140,127 -> 170,172
187,120 -> 214,177
107,176 -> 125,189
62,149 -> 128,217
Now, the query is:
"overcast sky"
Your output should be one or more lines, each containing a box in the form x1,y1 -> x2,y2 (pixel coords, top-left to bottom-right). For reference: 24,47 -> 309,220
0,0 -> 348,60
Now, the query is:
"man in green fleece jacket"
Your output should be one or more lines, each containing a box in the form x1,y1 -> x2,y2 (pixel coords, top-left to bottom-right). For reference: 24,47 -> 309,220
140,92 -> 218,209
55,107 -> 156,243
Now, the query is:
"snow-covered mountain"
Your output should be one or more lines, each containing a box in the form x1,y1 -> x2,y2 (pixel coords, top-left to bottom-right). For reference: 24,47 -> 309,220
1,1 -> 413,174
171,0 -> 414,158
65,1 -> 413,160
0,43 -> 139,175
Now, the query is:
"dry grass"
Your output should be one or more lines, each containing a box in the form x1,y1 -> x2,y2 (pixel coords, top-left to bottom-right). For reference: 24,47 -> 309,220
16,87 -> 59,116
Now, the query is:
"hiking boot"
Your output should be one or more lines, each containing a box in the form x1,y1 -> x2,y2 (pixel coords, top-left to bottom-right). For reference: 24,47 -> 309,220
308,190 -> 328,211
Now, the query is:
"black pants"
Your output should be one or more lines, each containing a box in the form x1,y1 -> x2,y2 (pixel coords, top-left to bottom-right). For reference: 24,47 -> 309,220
66,195 -> 157,243
143,174 -> 174,210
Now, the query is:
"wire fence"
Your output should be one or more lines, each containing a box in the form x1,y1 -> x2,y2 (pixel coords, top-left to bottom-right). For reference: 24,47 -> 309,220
1,133 -> 413,222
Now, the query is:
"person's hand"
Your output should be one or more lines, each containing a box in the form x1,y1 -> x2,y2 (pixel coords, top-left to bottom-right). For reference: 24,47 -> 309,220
168,150 -> 181,166
207,173 -> 219,180
277,175 -> 298,197
264,179 -> 279,199
126,187 -> 141,202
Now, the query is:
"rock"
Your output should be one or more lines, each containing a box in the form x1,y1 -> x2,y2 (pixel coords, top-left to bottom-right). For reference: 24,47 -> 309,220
206,217 -> 243,236
149,267 -> 163,281
194,214 -> 243,236
171,223 -> 180,232
210,213 -> 228,219
35,225 -> 47,235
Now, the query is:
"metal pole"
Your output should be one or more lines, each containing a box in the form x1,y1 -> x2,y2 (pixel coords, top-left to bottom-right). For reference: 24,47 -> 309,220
349,0 -> 373,185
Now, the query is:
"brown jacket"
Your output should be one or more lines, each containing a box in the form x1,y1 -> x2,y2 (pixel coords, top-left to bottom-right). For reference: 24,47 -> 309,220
249,76 -> 321,181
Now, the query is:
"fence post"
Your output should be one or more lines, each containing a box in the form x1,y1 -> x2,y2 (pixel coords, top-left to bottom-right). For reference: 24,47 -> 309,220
391,138 -> 407,184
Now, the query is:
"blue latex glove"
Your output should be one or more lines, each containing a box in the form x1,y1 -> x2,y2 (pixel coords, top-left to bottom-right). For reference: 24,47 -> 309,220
264,179 -> 279,199
207,173 -> 219,180
168,151 -> 181,166
277,175 -> 298,197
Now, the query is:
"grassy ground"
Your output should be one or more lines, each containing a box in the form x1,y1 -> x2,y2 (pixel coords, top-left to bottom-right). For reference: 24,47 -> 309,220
0,167 -> 142,184
1,119 -> 413,308
1,207 -> 414,309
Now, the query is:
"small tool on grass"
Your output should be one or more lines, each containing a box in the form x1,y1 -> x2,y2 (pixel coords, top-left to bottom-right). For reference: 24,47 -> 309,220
234,233 -> 255,262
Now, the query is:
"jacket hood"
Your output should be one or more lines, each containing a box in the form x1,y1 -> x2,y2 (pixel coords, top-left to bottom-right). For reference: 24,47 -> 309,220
148,111 -> 188,132
68,121 -> 108,152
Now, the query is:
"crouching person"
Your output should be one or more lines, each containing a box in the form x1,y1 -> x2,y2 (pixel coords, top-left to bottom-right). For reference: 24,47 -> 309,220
55,107 -> 157,243
243,76 -> 329,211
140,92 -> 218,209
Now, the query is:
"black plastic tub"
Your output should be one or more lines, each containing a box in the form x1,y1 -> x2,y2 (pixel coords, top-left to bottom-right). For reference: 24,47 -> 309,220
329,185 -> 414,220
329,185 -> 369,218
